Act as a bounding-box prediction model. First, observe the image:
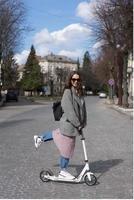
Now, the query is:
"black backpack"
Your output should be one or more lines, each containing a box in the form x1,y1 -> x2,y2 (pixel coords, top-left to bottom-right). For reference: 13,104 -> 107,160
52,101 -> 63,121
52,89 -> 72,121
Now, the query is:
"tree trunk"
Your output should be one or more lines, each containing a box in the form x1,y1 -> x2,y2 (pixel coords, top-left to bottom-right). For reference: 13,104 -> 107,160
116,50 -> 123,106
122,52 -> 129,107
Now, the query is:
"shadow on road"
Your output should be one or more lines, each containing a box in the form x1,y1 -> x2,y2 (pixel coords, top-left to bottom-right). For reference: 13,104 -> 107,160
70,159 -> 123,178
54,159 -> 123,179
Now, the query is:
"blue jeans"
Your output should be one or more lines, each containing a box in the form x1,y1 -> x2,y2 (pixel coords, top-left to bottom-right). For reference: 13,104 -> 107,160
39,131 -> 69,170
39,131 -> 53,142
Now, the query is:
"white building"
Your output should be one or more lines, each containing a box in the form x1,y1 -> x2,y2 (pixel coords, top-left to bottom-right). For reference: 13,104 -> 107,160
39,53 -> 77,75
38,53 -> 78,95
18,53 -> 78,95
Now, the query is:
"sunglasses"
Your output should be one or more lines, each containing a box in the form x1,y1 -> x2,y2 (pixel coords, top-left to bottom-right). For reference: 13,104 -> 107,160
71,78 -> 80,82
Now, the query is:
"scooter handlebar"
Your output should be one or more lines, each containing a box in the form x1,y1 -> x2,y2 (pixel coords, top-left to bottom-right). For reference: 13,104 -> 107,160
79,131 -> 85,140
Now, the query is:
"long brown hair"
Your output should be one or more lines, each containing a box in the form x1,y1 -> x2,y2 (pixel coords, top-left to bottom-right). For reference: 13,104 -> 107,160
64,71 -> 84,96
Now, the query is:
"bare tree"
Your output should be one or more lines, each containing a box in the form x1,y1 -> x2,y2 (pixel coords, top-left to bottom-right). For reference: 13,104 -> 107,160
93,49 -> 112,89
0,0 -> 27,57
0,0 -> 28,90
91,0 -> 133,107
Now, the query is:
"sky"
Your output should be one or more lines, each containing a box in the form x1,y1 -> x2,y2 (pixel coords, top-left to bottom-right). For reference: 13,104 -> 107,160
15,0 -> 101,65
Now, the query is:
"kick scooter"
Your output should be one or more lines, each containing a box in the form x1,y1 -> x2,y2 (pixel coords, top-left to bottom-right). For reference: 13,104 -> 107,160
40,132 -> 97,186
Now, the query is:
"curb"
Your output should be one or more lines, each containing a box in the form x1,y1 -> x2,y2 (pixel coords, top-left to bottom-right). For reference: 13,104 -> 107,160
33,100 -> 51,104
104,99 -> 133,118
111,105 -> 133,118
0,99 -> 5,107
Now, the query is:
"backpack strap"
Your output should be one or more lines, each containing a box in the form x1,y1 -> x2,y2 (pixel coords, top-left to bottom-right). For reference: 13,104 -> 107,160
70,88 -> 73,100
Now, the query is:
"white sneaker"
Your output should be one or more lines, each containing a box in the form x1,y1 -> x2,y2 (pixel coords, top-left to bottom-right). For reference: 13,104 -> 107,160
34,135 -> 42,149
58,170 -> 75,180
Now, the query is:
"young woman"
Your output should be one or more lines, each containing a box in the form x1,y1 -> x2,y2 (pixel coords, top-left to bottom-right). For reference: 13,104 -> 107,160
34,71 -> 87,179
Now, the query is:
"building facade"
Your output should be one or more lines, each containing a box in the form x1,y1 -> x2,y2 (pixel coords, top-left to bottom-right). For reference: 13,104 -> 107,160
38,53 -> 78,95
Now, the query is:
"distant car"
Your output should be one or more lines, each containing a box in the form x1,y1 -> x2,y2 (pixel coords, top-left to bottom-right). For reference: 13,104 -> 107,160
99,92 -> 107,98
86,91 -> 93,96
6,89 -> 18,102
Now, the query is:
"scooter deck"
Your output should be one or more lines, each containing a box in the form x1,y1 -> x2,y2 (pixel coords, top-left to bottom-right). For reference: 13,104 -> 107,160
45,175 -> 80,183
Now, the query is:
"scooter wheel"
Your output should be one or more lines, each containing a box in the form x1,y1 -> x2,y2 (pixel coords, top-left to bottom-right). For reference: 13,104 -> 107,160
40,170 -> 53,182
84,174 -> 97,186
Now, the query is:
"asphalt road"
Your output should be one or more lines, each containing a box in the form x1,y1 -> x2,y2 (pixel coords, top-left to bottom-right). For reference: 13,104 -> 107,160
0,96 -> 133,199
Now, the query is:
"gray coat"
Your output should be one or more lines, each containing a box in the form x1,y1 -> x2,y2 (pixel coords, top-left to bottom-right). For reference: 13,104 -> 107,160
60,87 -> 87,137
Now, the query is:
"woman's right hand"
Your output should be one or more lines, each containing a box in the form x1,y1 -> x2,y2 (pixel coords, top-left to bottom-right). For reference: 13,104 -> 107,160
78,124 -> 84,131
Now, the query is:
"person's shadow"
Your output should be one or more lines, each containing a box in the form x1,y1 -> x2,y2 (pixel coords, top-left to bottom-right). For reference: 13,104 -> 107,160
54,159 -> 123,183
70,159 -> 123,179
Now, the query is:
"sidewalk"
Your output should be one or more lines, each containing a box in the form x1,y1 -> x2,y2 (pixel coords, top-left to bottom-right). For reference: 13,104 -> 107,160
104,98 -> 133,118
0,97 -> 5,107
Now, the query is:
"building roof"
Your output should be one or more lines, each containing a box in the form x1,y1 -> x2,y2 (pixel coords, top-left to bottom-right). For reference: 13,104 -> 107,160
41,53 -> 77,64
18,54 -> 77,71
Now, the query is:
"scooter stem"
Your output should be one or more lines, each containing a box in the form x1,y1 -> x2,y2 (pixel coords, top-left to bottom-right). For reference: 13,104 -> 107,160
81,133 -> 88,161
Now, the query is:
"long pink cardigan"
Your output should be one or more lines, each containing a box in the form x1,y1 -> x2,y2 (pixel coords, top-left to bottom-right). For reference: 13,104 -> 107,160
52,128 -> 76,158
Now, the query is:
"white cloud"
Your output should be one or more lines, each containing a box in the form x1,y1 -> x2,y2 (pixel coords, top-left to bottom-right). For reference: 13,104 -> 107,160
36,46 -> 50,57
14,50 -> 29,65
58,49 -> 83,59
76,1 -> 97,22
51,23 -> 91,45
33,23 -> 91,47
15,23 -> 91,64
33,28 -> 53,45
